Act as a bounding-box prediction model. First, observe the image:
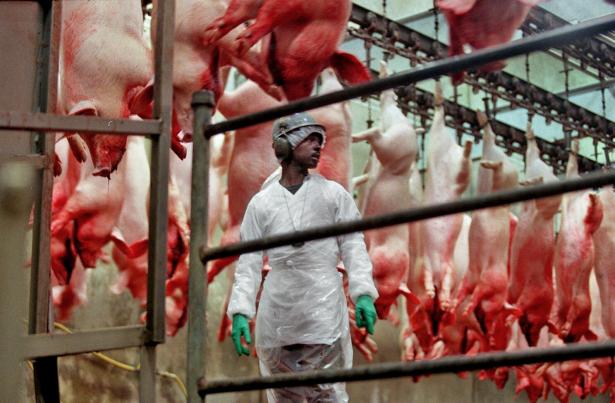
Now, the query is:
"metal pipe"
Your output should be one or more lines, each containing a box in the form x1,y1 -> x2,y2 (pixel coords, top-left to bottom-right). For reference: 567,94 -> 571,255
0,111 -> 161,135
201,170 -> 615,263
145,0 -> 174,346
187,91 -> 214,403
204,14 -> 615,138
199,338 -> 615,395
141,0 -> 175,401
23,325 -> 145,359
30,3 -> 60,401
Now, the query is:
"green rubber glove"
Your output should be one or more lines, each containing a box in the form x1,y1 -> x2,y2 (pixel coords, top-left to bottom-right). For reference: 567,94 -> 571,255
231,314 -> 251,356
355,295 -> 377,335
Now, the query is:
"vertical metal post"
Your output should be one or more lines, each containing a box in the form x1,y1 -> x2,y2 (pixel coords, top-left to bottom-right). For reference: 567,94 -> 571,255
0,163 -> 35,403
29,2 -> 60,401
187,91 -> 214,403
141,0 -> 174,400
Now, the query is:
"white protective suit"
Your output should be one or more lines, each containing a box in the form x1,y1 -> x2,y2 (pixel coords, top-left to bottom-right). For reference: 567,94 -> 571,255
227,173 -> 378,402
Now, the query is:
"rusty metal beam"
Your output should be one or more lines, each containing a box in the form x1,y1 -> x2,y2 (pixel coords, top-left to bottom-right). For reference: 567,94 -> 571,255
29,3 -> 60,401
24,326 -> 146,359
0,111 -> 161,135
140,0 -> 175,401
187,91 -> 215,403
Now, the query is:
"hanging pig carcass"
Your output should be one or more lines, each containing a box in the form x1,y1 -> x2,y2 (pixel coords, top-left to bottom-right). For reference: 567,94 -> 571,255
437,0 -> 542,84
456,111 -> 519,351
59,0 -> 153,177
420,82 -> 472,312
507,125 -> 561,346
551,140 -> 603,343
202,0 -> 371,100
351,62 -> 419,320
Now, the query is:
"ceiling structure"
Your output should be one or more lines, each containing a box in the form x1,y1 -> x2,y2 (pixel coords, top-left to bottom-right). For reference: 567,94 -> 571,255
339,0 -> 615,176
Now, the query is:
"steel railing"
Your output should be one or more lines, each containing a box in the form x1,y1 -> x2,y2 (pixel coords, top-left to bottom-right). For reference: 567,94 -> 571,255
2,1 -> 176,402
191,13 -> 615,400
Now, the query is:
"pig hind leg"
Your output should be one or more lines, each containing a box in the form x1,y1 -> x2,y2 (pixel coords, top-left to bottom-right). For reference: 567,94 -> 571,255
233,0 -> 304,55
202,0 -> 261,45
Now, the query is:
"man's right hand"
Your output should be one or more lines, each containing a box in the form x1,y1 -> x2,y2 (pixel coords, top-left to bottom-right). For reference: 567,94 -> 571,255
231,314 -> 251,356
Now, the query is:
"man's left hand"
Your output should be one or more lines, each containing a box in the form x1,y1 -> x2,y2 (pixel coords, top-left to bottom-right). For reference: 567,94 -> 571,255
355,295 -> 377,335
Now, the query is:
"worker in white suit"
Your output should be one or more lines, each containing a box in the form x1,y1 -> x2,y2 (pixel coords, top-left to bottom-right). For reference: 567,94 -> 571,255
227,112 -> 378,402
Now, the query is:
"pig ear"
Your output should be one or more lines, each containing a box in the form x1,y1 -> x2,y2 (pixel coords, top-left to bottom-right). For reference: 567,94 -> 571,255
66,101 -> 97,160
351,173 -> 369,188
330,51 -> 372,85
128,80 -> 154,117
583,329 -> 598,341
68,100 -> 98,117
436,0 -> 478,15
53,152 -> 62,176
110,228 -> 149,258
398,284 -> 420,305
351,127 -> 380,143
66,135 -> 88,163
517,0 -> 542,5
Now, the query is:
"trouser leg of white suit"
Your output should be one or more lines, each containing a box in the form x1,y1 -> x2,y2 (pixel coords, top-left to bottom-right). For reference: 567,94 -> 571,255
259,339 -> 344,403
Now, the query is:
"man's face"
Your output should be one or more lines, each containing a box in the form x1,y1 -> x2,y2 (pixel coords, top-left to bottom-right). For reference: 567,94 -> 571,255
292,132 -> 323,169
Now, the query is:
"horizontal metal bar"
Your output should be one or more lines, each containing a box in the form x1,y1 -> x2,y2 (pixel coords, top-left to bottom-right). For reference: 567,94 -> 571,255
204,14 -> 615,137
0,111 -> 161,135
201,170 -> 615,263
199,338 -> 615,395
23,325 -> 145,359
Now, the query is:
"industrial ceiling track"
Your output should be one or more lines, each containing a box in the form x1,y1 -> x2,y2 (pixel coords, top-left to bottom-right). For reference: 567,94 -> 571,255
522,7 -> 615,78
349,4 -> 613,171
398,86 -> 602,172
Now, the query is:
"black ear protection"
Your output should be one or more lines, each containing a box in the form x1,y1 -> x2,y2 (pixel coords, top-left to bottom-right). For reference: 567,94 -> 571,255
273,133 -> 292,161
272,113 -> 325,162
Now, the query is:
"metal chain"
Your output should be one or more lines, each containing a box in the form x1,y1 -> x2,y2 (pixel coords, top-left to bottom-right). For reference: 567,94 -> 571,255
381,0 -> 392,62
600,71 -> 608,161
563,55 -> 570,100
433,0 -> 439,44
525,53 -> 534,125
364,39 -> 373,129
600,71 -> 607,120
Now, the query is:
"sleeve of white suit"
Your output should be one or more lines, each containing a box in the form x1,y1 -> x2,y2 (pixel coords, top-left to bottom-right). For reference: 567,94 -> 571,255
227,199 -> 264,319
334,185 -> 379,304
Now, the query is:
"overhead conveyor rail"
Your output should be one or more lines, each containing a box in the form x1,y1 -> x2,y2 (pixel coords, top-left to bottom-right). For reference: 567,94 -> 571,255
392,86 -> 603,173
348,4 -> 615,158
193,14 -> 615,401
3,1 -> 176,402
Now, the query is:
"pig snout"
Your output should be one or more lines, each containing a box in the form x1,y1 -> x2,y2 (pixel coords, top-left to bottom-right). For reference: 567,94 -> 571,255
84,134 -> 127,178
